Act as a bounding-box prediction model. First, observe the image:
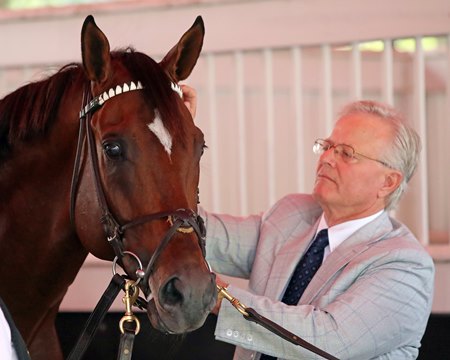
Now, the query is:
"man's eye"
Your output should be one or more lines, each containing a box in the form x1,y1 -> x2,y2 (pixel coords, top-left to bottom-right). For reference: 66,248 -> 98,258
103,142 -> 123,159
342,149 -> 353,159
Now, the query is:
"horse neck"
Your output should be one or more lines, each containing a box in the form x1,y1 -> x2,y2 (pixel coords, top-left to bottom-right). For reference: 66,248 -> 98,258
0,81 -> 83,206
0,80 -> 89,312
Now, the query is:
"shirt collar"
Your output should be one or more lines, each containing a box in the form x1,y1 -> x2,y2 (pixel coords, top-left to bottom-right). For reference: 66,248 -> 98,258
317,210 -> 384,253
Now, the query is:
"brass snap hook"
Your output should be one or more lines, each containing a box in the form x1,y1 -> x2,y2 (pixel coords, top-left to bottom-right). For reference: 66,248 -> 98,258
119,280 -> 141,335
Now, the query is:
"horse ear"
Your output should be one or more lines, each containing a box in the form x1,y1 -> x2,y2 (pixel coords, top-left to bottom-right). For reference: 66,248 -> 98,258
160,16 -> 205,82
81,15 -> 111,83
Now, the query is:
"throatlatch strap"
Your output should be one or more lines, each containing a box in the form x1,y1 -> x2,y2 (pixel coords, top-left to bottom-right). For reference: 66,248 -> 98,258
67,274 -> 126,360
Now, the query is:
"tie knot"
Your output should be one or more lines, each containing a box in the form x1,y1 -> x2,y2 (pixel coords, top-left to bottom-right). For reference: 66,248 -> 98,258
314,228 -> 329,249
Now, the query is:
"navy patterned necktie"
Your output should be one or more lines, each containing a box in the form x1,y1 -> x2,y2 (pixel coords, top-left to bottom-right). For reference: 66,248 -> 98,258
260,229 -> 329,360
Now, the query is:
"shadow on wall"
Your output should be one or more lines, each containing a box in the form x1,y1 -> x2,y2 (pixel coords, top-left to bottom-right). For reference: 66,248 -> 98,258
56,312 -> 449,359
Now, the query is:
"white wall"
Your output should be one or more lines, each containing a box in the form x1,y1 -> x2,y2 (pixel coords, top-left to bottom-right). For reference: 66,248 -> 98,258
0,0 -> 449,312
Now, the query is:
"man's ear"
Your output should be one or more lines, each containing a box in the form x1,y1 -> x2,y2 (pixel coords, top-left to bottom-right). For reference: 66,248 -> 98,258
378,170 -> 403,199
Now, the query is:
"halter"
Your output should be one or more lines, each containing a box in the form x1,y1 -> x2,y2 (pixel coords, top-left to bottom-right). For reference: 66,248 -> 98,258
70,80 -> 207,291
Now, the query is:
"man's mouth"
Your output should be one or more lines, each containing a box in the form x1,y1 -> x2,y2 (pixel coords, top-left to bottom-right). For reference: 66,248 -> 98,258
316,173 -> 335,183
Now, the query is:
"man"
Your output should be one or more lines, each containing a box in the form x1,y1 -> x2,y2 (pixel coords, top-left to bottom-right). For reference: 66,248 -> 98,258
182,86 -> 434,360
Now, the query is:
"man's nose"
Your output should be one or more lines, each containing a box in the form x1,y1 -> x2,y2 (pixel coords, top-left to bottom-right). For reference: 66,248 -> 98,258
320,147 -> 337,165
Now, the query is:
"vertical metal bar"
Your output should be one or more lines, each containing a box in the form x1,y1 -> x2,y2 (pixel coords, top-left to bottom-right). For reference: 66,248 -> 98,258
264,49 -> 276,206
382,39 -> 394,105
351,42 -> 362,99
382,39 -> 396,220
206,53 -> 221,212
414,36 -> 430,245
292,46 -> 306,192
447,34 -> 450,246
322,44 -> 333,135
235,51 -> 248,215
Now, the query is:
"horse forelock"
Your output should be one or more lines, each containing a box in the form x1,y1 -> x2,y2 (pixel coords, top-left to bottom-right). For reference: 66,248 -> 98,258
114,49 -> 189,145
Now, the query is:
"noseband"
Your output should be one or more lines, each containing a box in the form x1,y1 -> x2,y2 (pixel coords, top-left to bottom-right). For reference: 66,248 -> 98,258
70,81 -> 207,288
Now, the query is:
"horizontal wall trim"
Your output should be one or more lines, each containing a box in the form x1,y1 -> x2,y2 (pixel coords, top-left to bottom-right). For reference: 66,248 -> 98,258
1,0 -> 449,66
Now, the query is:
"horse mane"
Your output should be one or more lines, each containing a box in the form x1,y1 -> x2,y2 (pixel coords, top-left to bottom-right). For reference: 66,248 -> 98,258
0,47 -> 186,161
0,64 -> 84,160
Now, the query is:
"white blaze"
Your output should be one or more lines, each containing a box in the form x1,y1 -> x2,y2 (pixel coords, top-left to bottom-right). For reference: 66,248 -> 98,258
147,109 -> 173,156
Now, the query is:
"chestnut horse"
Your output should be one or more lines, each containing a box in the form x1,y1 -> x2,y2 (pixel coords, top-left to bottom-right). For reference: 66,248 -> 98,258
0,15 -> 216,359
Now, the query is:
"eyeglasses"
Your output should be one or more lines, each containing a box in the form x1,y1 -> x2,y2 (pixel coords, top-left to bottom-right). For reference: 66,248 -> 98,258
313,139 -> 392,168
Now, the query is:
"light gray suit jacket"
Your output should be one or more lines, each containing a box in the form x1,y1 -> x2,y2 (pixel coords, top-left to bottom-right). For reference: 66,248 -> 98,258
203,194 -> 434,360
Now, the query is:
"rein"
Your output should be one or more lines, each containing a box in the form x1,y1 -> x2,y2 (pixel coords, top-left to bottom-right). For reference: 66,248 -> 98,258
217,286 -> 340,360
68,81 -> 207,360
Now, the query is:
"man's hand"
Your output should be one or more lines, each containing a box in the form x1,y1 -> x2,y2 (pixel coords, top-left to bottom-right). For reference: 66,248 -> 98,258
181,84 -> 197,119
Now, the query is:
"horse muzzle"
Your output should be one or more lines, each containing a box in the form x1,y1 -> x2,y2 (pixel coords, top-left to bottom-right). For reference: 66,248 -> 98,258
146,270 -> 217,333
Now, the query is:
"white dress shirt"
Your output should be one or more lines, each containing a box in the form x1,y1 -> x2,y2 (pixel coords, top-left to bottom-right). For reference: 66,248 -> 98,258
0,308 -> 18,360
317,210 -> 384,262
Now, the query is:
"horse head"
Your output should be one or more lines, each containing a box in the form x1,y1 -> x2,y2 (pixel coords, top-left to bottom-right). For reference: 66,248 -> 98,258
74,15 -> 216,333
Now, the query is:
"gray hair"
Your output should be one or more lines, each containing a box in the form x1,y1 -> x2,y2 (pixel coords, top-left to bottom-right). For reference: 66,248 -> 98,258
339,100 -> 421,210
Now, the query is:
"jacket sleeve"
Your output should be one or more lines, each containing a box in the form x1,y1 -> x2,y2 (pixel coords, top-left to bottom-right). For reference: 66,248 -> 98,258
214,244 -> 434,360
200,207 -> 263,279
200,193 -> 316,279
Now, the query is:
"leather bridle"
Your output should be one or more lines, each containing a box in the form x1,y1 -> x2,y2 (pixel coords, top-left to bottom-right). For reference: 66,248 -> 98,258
69,81 -> 208,290
68,81 -> 340,360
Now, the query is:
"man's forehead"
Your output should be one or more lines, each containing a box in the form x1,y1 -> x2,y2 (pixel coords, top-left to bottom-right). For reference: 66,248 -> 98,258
336,113 -> 392,133
332,113 -> 393,147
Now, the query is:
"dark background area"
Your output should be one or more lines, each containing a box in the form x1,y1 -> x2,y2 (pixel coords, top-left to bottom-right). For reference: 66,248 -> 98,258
56,313 -> 449,359
56,313 -> 234,360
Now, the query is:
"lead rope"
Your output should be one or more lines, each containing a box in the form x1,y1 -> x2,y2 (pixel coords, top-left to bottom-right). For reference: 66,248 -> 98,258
67,274 -> 147,360
216,286 -> 340,360
67,274 -> 126,360
116,280 -> 141,360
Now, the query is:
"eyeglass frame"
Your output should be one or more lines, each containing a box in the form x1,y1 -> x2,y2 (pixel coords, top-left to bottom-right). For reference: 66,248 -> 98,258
313,138 -> 393,168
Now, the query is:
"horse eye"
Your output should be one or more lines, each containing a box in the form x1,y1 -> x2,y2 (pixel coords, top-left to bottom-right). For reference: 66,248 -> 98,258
103,142 -> 123,159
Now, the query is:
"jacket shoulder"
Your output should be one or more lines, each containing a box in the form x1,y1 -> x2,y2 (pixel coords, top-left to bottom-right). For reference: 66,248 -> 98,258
262,193 -> 322,228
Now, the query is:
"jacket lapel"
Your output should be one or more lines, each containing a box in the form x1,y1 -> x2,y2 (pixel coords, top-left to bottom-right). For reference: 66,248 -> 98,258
264,218 -> 321,300
300,212 -> 393,304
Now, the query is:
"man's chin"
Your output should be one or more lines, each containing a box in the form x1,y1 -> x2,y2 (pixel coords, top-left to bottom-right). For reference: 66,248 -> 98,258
312,186 -> 331,206
312,183 -> 325,198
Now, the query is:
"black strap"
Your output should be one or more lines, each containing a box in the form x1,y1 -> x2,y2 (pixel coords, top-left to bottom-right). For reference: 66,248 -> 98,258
69,113 -> 86,228
0,297 -> 31,360
116,329 -> 136,360
67,274 -> 126,360
244,308 -> 339,360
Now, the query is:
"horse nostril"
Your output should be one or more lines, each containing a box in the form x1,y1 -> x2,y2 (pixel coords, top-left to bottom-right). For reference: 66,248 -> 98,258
161,277 -> 184,307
